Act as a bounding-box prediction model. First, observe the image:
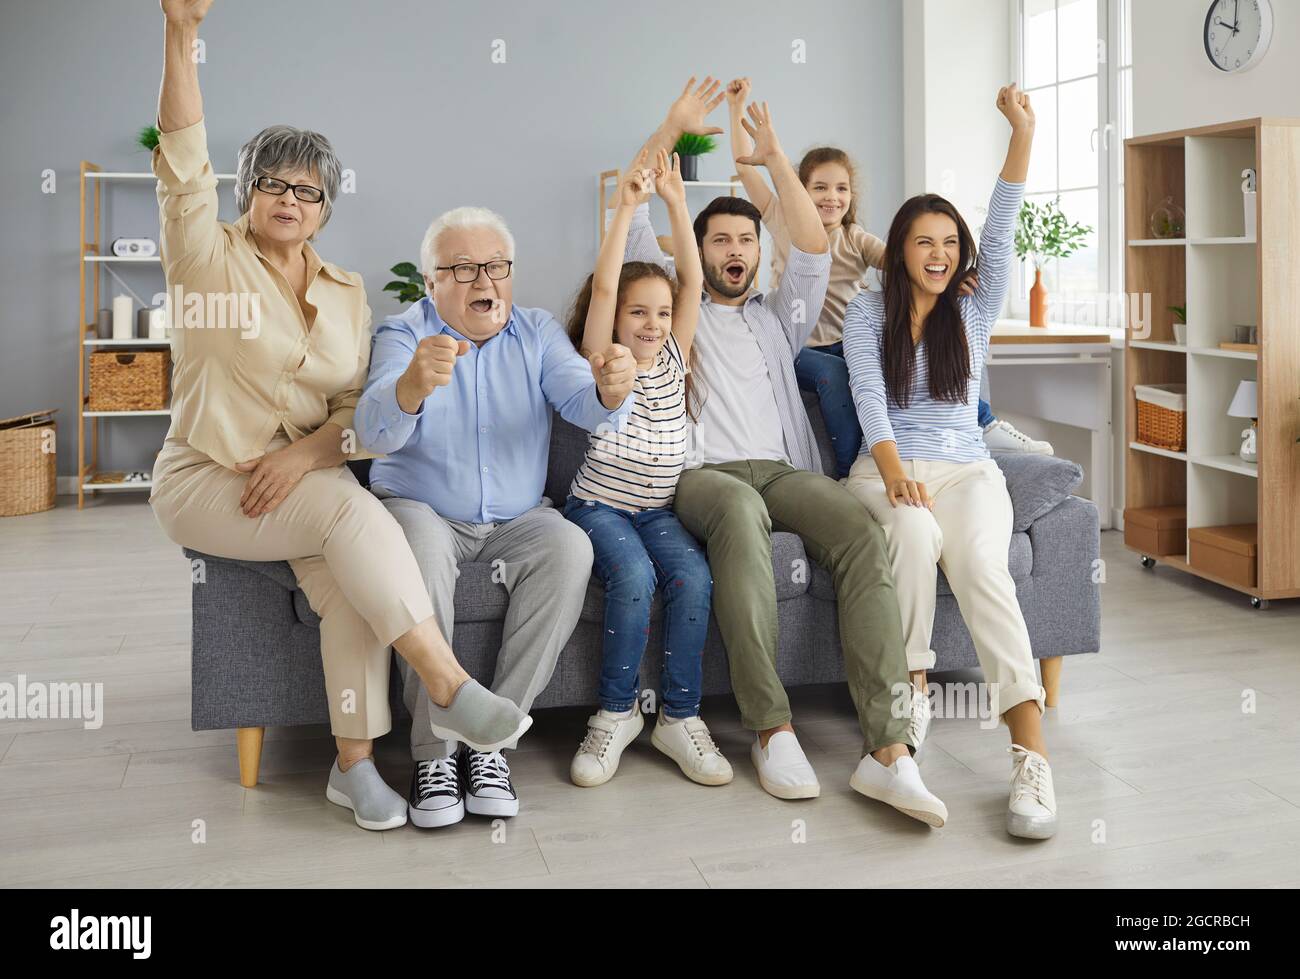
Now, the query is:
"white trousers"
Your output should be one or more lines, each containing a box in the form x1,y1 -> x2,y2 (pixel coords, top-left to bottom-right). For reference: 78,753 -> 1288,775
845,455 -> 1044,719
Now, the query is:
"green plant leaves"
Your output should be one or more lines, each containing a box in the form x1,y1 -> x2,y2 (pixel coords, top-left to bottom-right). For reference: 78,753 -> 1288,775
674,133 -> 717,156
1014,198 -> 1092,269
384,261 -> 425,305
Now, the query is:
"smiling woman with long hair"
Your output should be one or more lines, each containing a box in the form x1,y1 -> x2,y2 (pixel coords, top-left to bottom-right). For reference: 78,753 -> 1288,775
841,84 -> 1058,840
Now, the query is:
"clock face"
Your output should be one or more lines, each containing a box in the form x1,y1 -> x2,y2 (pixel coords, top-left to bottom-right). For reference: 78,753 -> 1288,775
1204,0 -> 1273,72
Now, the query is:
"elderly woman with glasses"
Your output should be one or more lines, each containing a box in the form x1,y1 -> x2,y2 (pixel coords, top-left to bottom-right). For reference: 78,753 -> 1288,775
147,0 -> 530,831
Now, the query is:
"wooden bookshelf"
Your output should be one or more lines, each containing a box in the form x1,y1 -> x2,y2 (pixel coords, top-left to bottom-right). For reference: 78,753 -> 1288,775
1123,118 -> 1300,608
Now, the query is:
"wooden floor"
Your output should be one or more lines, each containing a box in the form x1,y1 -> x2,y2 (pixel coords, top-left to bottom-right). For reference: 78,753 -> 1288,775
2,495 -> 1298,889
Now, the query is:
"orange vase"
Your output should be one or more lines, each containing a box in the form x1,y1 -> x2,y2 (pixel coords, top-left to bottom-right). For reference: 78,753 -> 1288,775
1029,267 -> 1048,327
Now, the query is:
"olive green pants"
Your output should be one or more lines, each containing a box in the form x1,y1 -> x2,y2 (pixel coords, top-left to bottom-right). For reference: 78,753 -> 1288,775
673,460 -> 913,755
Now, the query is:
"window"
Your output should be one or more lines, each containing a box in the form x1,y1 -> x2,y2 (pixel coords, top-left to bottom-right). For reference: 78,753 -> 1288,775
1013,0 -> 1131,330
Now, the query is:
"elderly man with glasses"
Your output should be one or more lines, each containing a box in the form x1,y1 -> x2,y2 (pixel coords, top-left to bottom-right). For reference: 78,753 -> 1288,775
356,207 -> 638,830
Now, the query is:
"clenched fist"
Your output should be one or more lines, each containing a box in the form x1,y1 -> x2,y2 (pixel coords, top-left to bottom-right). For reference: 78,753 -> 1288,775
589,343 -> 637,409
396,333 -> 471,413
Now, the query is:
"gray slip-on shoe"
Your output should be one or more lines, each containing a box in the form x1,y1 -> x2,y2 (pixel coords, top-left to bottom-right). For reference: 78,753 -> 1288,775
325,757 -> 408,831
428,679 -> 532,753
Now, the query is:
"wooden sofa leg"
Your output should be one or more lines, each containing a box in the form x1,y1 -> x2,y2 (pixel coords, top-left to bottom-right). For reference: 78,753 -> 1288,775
1040,656 -> 1063,708
236,727 -> 265,787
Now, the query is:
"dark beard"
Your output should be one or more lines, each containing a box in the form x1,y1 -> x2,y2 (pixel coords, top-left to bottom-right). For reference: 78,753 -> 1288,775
704,262 -> 756,299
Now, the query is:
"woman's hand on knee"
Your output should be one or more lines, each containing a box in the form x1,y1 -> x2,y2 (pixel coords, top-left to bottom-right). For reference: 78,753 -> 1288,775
885,476 -> 932,510
234,443 -> 312,517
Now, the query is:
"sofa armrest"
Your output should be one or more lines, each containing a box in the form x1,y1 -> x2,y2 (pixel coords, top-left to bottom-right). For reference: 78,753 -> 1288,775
992,453 -> 1085,532
1022,495 -> 1101,656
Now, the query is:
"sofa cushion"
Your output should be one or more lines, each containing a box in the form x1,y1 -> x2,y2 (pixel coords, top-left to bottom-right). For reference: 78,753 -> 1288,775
992,452 -> 1084,532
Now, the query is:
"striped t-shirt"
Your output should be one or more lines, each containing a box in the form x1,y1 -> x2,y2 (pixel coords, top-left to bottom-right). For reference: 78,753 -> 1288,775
570,333 -> 688,512
843,176 -> 1025,464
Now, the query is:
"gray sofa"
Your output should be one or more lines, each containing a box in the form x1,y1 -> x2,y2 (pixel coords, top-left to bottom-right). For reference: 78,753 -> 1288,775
185,392 -> 1100,785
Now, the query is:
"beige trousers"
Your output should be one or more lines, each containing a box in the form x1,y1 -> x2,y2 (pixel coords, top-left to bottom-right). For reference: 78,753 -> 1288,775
150,433 -> 435,739
845,455 -> 1045,719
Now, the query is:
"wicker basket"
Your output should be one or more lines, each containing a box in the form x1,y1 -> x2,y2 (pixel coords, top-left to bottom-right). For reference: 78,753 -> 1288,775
0,409 -> 57,517
1135,383 -> 1187,451
88,349 -> 171,411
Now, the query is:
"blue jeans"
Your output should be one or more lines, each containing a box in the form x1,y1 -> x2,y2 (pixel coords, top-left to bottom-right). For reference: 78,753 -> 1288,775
563,496 -> 712,717
797,342 -> 996,472
794,341 -> 860,478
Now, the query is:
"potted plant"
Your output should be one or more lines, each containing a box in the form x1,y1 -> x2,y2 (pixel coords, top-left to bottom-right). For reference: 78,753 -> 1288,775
1014,198 -> 1092,327
1168,305 -> 1187,346
383,261 -> 425,305
137,125 -> 160,152
673,133 -> 716,182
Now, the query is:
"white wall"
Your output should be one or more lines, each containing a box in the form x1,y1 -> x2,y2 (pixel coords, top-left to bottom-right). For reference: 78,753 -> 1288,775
1132,0 -> 1300,136
903,0 -> 1014,222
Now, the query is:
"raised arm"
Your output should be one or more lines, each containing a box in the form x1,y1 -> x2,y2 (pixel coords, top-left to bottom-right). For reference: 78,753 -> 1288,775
158,0 -> 211,132
969,84 -> 1034,326
629,75 -> 726,175
583,153 -> 654,358
153,0 -> 224,282
652,148 -> 702,362
725,78 -> 773,215
737,101 -> 827,256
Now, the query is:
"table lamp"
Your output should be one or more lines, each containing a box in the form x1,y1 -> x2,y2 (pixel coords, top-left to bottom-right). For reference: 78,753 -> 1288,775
1227,380 -> 1258,464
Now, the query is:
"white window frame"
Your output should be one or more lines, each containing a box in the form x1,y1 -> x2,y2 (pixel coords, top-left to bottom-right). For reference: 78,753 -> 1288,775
1010,0 -> 1130,334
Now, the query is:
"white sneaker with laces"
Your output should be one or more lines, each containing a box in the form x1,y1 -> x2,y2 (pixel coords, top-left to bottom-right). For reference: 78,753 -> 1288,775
849,752 -> 948,827
651,715 -> 733,786
570,709 -> 644,787
984,419 -> 1054,455
750,731 -> 820,800
908,684 -> 931,761
1007,743 -> 1058,839
464,747 -> 518,817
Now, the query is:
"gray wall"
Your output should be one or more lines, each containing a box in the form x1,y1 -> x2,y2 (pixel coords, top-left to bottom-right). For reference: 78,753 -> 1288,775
0,0 -> 904,478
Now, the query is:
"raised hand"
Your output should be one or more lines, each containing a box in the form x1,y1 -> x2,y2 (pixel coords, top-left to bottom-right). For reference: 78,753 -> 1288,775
654,148 -> 685,208
161,0 -> 213,24
725,77 -> 752,109
735,101 -> 785,169
666,75 -> 725,137
397,333 -> 471,410
589,343 -> 637,409
620,149 -> 654,208
996,83 -> 1035,131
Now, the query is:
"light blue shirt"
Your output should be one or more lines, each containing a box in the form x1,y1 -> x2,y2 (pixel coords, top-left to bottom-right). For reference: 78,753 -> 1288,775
356,298 -> 634,524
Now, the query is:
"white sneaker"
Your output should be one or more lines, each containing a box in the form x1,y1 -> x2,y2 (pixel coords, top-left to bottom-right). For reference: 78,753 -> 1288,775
984,419 -> 1054,455
570,709 -> 644,787
750,731 -> 820,800
651,715 -> 733,786
907,684 -> 931,761
1007,744 -> 1057,839
849,752 -> 948,827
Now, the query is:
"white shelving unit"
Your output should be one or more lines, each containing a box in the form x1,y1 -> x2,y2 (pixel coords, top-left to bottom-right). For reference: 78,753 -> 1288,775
76,163 -> 236,506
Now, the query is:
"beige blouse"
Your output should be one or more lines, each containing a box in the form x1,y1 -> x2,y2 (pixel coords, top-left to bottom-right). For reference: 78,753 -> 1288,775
762,196 -> 886,349
153,118 -> 372,471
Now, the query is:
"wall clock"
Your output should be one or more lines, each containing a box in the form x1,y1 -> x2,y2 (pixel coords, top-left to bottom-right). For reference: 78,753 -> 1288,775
1204,0 -> 1273,73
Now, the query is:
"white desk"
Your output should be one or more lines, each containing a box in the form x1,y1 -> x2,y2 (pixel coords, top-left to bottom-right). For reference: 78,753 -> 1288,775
988,320 -> 1115,529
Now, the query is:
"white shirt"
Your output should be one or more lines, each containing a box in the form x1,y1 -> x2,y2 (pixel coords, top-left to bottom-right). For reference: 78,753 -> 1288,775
688,301 -> 789,467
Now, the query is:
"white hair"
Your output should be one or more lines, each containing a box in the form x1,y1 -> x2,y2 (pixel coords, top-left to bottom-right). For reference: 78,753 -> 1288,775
419,206 -> 516,280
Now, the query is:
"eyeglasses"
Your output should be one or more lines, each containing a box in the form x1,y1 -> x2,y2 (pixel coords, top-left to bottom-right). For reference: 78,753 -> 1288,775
254,175 -> 325,204
436,260 -> 513,284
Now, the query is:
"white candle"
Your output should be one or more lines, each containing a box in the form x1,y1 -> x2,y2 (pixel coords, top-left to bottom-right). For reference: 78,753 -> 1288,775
112,295 -> 134,340
147,306 -> 168,339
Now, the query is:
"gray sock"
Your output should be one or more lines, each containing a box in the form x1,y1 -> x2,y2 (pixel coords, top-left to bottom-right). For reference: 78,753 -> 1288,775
326,758 -> 406,831
427,679 -> 531,753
